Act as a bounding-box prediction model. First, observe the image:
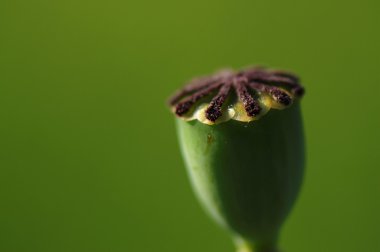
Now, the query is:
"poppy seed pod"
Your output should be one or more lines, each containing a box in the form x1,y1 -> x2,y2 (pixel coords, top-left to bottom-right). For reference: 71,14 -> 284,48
168,67 -> 305,252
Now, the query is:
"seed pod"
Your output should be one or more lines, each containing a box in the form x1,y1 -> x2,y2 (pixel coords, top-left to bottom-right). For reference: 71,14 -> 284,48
168,67 -> 305,252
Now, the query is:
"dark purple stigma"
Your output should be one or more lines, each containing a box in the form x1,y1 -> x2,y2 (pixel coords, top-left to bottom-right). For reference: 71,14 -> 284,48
169,67 -> 304,121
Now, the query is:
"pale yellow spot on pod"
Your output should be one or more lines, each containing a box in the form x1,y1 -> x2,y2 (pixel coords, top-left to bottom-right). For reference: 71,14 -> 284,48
195,103 -> 235,125
230,94 -> 270,122
231,102 -> 253,122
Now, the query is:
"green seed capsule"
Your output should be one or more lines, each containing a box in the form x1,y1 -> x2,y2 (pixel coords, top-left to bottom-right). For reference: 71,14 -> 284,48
169,67 -> 305,252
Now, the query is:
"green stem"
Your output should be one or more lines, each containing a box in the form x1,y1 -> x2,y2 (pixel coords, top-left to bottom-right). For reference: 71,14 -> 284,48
235,238 -> 279,252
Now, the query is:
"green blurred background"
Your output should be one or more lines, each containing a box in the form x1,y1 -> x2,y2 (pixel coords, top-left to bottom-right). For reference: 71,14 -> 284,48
1,0 -> 379,251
